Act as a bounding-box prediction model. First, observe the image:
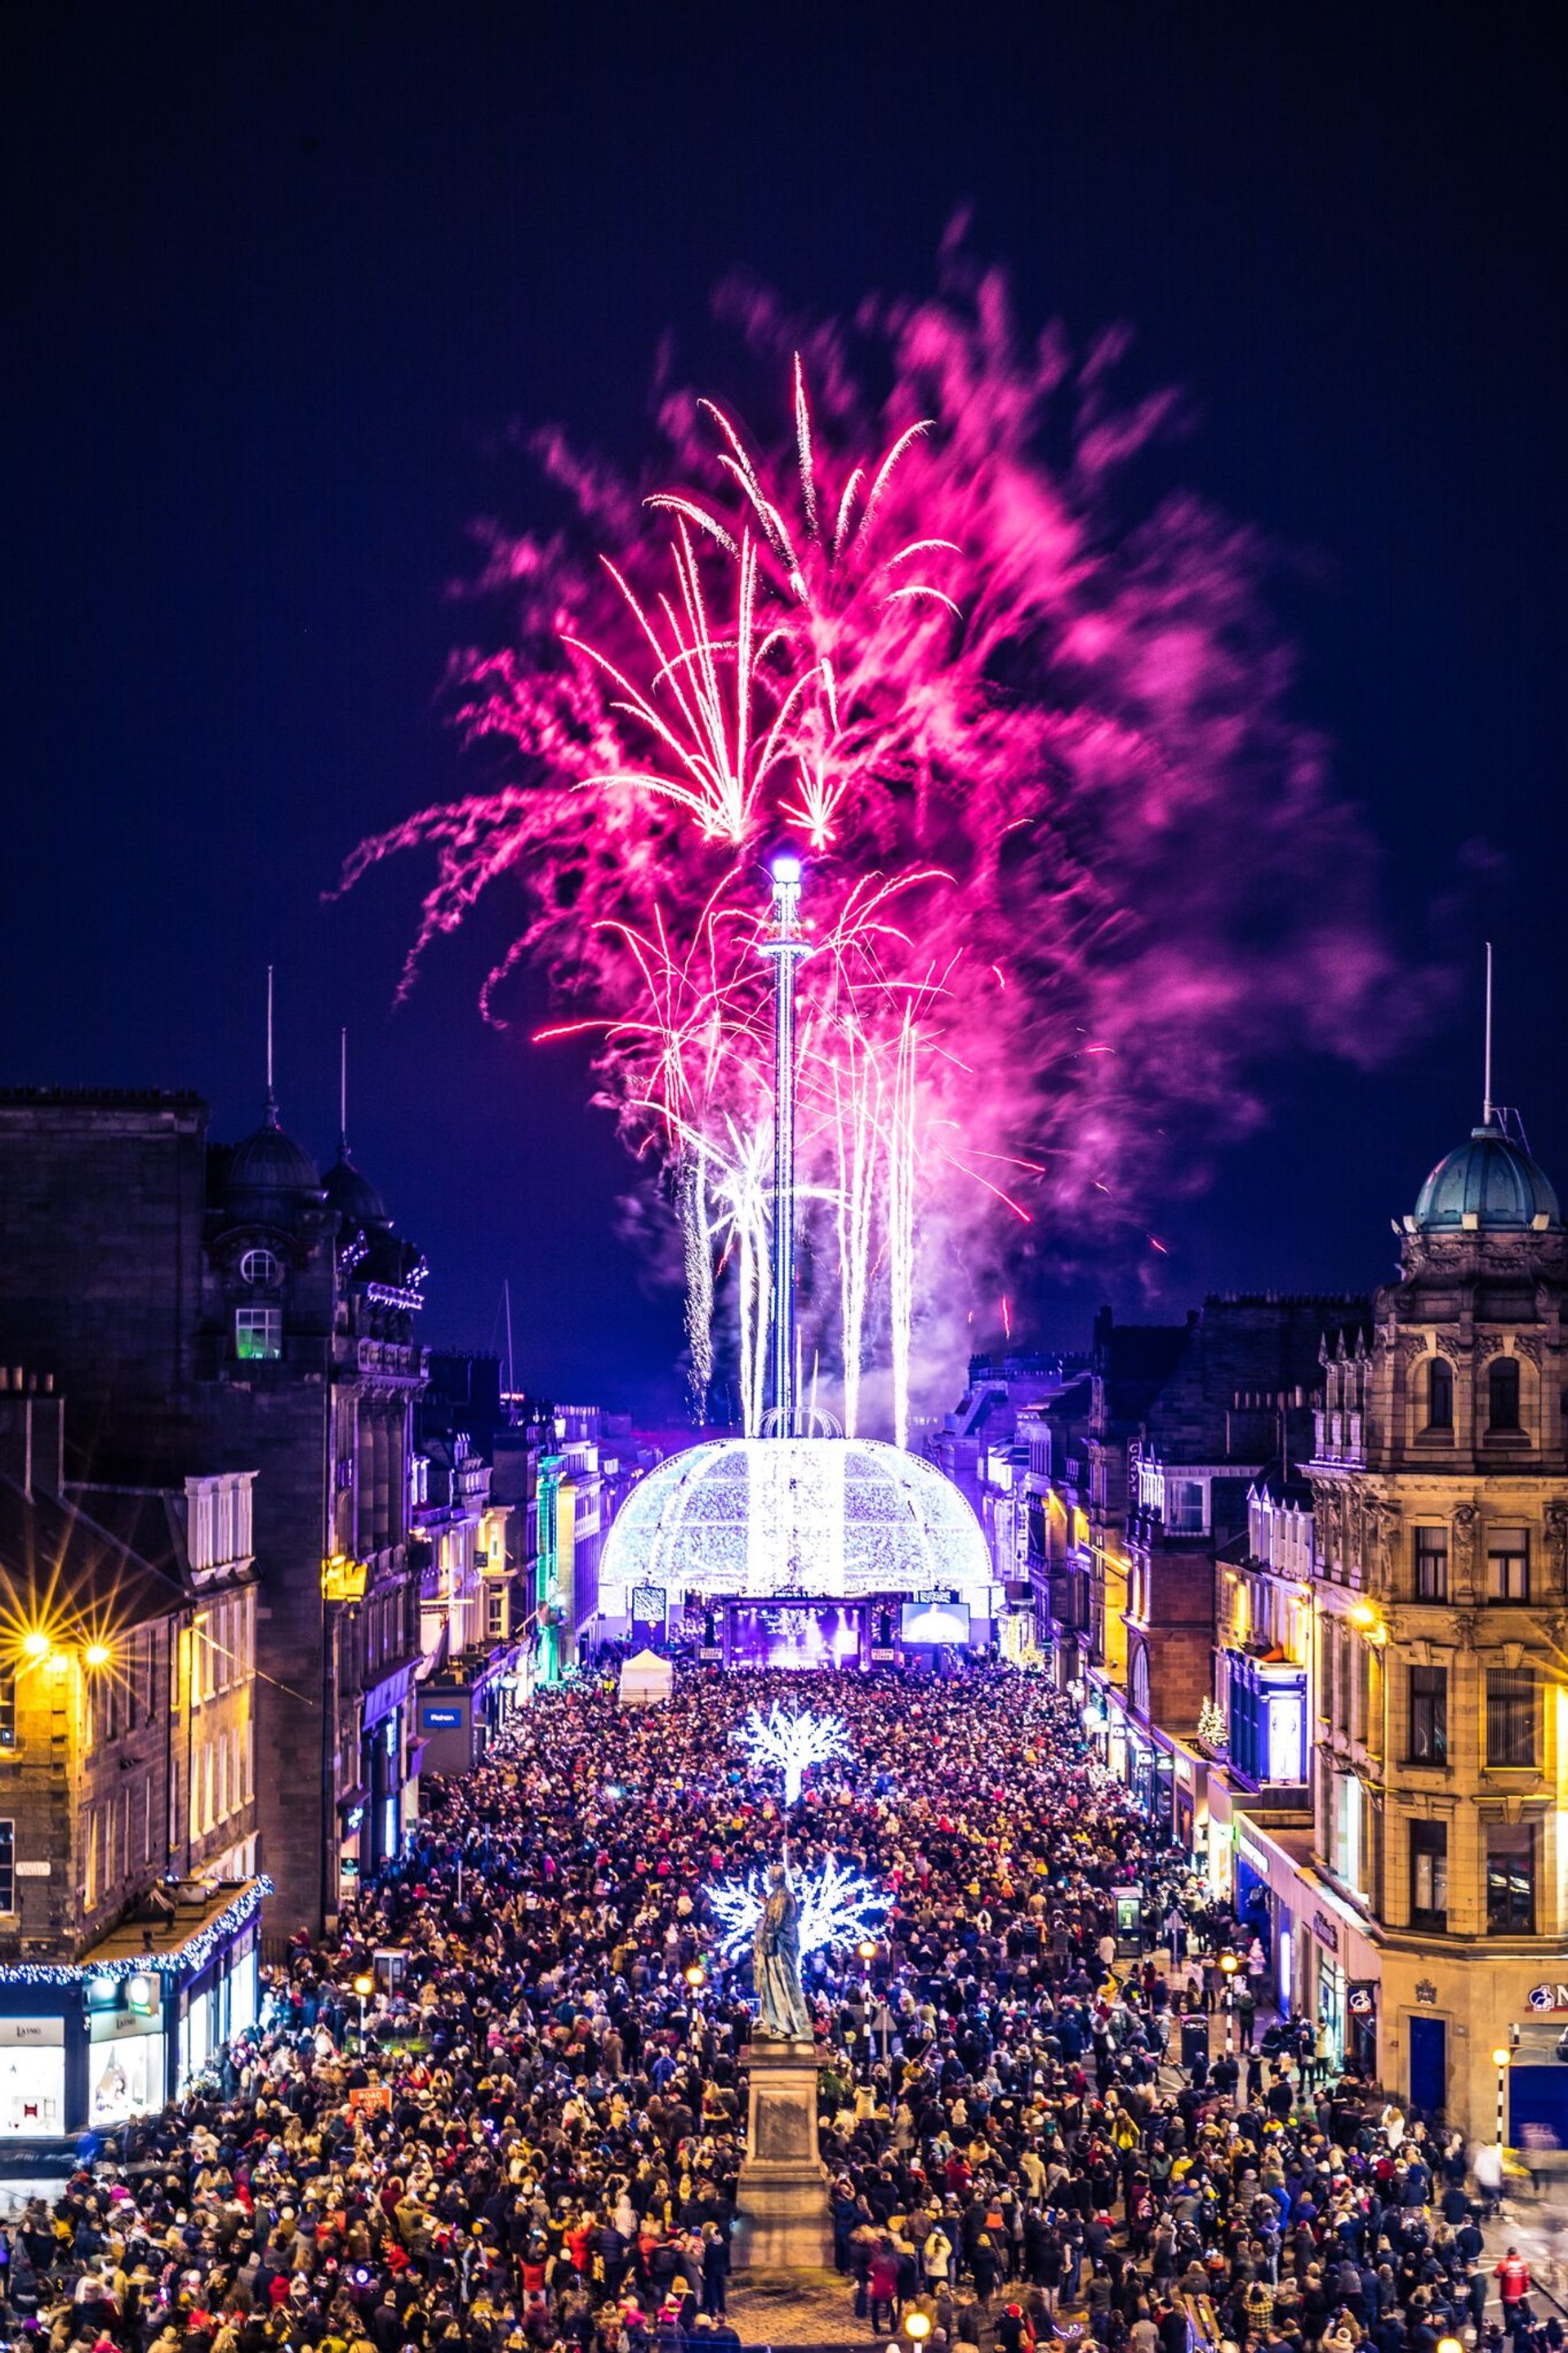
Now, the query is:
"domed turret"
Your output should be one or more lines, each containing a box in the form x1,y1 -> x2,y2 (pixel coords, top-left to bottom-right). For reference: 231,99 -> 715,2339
1413,1114 -> 1561,1233
323,1148 -> 389,1232
223,1100 -> 323,1228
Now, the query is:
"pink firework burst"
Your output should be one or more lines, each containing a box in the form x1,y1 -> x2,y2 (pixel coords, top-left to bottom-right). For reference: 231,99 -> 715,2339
336,243 -> 1410,1431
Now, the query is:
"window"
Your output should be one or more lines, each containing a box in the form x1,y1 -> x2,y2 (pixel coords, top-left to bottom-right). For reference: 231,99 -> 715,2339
234,1307 -> 282,1362
0,1674 -> 13,1749
1414,1527 -> 1449,1603
239,1246 -> 282,1288
1410,1821 -> 1448,1928
1409,1666 -> 1448,1763
487,1584 -> 507,1641
1165,1477 -> 1206,1532
1486,1527 -> 1530,1602
1487,1356 -> 1521,1433
1425,1357 -> 1454,1431
1486,1669 -> 1538,1768
0,1820 -> 12,1914
1486,1823 -> 1536,1935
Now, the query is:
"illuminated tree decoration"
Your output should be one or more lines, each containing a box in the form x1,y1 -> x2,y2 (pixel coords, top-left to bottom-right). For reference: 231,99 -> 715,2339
709,1855 -> 888,1965
738,1700 -> 852,1807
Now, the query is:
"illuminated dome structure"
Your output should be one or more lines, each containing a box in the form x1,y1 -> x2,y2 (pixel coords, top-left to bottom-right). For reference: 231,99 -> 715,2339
599,1436 -> 993,1615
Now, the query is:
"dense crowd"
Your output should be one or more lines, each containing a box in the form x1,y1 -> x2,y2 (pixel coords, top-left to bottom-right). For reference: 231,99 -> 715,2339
0,1660 -> 1546,2353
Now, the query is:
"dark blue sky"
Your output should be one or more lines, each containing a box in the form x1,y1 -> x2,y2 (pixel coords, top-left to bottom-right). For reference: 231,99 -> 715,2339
6,3 -> 1565,1414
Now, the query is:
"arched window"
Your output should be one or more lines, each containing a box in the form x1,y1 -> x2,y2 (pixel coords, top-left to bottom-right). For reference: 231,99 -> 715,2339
1129,1647 -> 1151,1720
1426,1357 -> 1453,1432
1487,1355 -> 1521,1433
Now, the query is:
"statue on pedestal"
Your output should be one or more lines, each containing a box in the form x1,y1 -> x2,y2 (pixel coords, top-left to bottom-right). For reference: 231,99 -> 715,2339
753,1861 -> 813,2040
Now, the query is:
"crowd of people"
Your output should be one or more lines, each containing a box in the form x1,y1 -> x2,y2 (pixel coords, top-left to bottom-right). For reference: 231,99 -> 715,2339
0,1660 -> 1549,2353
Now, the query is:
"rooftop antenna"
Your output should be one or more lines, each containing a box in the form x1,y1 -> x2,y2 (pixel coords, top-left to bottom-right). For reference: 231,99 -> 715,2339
265,965 -> 278,1125
338,1026 -> 350,1157
504,1277 -> 516,1406
1483,939 -> 1494,1127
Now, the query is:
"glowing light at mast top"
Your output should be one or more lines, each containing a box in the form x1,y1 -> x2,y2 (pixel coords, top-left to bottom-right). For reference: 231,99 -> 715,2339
759,850 -> 809,1436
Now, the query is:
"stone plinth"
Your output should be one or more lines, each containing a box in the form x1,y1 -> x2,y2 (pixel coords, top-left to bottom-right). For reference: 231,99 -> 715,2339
733,2035 -> 831,2274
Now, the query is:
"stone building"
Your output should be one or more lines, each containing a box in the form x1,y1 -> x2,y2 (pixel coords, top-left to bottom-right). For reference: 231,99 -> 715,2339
0,1373 -> 261,2134
0,1085 -> 429,1937
1302,1105 -> 1568,2145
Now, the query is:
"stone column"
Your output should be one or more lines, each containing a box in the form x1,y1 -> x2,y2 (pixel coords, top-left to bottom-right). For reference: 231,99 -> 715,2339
733,2036 -> 832,2275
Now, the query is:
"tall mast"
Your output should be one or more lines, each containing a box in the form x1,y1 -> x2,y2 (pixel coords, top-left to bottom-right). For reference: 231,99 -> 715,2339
1482,939 -> 1494,1125
759,853 -> 809,1436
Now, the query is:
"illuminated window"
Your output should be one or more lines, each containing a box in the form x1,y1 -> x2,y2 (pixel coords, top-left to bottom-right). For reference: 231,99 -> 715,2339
1414,1528 -> 1448,1602
1425,1357 -> 1453,1431
239,1247 -> 282,1288
1408,1666 -> 1447,1763
0,1821 -> 12,1913
1409,1822 -> 1447,1929
1486,1669 -> 1537,1768
0,1674 -> 13,1749
234,1308 -> 282,1362
1486,1527 -> 1530,1603
1487,1357 -> 1521,1433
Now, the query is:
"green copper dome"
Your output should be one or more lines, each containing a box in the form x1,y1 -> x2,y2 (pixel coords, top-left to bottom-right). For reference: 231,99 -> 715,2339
1413,1116 -> 1561,1232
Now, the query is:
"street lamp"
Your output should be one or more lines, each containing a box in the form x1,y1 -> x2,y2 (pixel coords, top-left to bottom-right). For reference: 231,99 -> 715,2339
1218,1950 -> 1241,2070
684,1963 -> 706,1991
906,2315 -> 932,2344
353,1972 -> 373,2048
1437,2337 -> 1463,2353
1491,2045 -> 1511,2159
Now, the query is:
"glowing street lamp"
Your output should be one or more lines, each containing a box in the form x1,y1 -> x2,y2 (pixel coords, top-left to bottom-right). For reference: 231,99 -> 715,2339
84,1643 -> 111,1669
906,2315 -> 932,2343
685,1963 -> 707,1990
353,1971 -> 373,2048
1218,1949 -> 1241,2070
20,1631 -> 50,1662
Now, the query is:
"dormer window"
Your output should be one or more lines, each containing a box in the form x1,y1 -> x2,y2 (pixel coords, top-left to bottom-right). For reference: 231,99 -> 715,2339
1426,1357 -> 1453,1431
235,1306 -> 282,1362
1487,1356 -> 1521,1433
239,1246 -> 282,1289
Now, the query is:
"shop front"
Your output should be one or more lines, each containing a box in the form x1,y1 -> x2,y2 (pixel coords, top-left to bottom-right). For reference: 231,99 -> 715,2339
0,1878 -> 269,2139
1303,1891 -> 1380,2076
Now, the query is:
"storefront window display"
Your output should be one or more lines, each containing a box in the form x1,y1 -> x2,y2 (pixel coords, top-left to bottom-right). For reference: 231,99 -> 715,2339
88,2017 -> 165,2126
0,2032 -> 65,2136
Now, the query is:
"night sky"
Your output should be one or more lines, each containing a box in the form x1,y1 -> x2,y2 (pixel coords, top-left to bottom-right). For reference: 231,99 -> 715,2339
7,5 -> 1565,1416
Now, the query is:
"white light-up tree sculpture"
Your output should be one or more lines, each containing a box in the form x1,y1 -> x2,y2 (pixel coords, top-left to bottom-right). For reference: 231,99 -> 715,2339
710,1854 -> 888,1966
738,1700 -> 851,1807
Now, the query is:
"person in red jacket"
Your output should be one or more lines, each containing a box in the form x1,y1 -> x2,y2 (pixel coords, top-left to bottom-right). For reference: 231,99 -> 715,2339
1494,2247 -> 1530,2324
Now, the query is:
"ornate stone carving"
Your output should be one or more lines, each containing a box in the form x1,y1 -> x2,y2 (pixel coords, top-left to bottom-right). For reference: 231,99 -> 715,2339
1514,1334 -> 1542,1366
1451,1504 -> 1479,1598
1545,1504 -> 1568,1586
1435,1333 -> 1465,1362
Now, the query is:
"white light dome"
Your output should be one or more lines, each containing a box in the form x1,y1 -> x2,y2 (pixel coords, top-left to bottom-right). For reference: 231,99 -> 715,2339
599,1436 -> 993,1612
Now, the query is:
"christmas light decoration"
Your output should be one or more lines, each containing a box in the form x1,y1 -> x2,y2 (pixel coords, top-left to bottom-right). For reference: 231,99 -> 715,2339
0,1878 -> 273,1986
709,1855 -> 889,1963
738,1700 -> 851,1806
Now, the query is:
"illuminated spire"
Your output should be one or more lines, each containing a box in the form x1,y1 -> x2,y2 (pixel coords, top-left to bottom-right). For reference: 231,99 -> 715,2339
759,853 -> 810,1436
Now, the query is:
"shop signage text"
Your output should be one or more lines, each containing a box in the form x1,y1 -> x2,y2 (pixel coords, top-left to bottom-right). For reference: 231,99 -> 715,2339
1312,1910 -> 1339,1954
1526,1981 -> 1568,2013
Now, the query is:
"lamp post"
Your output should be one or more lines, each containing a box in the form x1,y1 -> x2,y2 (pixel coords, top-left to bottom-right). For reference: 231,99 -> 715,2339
353,1972 -> 373,2050
857,1938 -> 877,2079
906,2314 -> 932,2346
1219,1950 -> 1241,2073
1491,2044 -> 1511,2164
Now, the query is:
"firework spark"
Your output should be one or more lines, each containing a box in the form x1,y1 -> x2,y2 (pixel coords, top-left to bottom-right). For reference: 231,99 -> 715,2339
339,243 -> 1410,1424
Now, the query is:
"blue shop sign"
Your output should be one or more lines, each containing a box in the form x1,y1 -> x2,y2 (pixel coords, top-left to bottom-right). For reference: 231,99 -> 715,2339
421,1705 -> 464,1729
